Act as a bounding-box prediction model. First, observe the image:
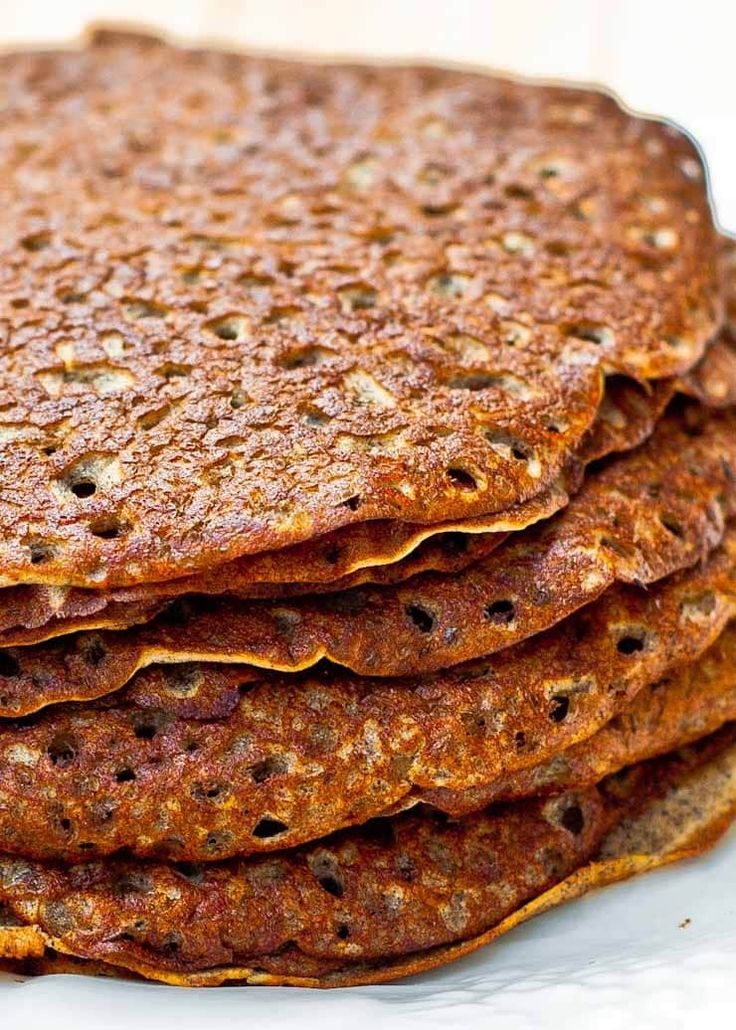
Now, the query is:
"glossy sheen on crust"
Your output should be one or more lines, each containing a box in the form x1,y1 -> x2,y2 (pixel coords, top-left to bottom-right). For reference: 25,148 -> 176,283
0,366 -> 678,647
428,619 -> 736,812
0,30 -> 722,588
2,728 -> 736,987
0,523 -> 734,858
0,403 -> 729,696
0,487 -> 559,648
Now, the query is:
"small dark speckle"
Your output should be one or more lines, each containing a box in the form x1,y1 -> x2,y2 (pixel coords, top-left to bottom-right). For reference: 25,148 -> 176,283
678,917 -> 691,929
273,610 -> 301,641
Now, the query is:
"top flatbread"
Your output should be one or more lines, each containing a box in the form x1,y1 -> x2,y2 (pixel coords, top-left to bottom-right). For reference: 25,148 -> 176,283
0,28 -> 721,587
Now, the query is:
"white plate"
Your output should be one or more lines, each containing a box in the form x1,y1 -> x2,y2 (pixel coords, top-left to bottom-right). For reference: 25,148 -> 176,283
3,825 -> 736,1030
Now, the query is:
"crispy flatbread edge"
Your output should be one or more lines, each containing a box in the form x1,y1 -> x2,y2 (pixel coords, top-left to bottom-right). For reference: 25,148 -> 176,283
2,740 -> 735,988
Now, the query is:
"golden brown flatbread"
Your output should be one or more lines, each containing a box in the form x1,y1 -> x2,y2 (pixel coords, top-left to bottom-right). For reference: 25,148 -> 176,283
0,29 -> 721,588
0,518 -> 733,859
0,403 -> 730,704
1,725 -> 735,987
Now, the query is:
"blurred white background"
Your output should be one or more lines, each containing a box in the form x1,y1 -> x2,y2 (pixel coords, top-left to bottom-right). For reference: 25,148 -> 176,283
0,0 -> 734,226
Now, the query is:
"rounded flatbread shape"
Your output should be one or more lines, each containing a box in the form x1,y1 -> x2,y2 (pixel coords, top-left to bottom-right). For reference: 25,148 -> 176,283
0,29 -> 722,587
0,523 -> 734,858
0,403 -> 730,694
2,727 -> 736,986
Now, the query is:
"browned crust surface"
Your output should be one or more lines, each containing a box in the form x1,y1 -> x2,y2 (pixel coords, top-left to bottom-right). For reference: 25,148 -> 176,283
0,357 -> 689,650
0,488 -> 551,647
0,29 -> 721,588
2,726 -> 735,987
0,516 -> 734,858
429,620 -> 736,812
0,785 -> 615,978
0,402 -> 731,706
4,236 -> 733,648
0,367 -> 673,647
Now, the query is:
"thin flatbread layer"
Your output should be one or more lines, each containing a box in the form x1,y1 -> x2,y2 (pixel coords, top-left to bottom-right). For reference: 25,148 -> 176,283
3,236 -> 730,646
1,726 -> 735,987
6,312 -> 735,652
114,489 -> 561,594
0,487 -> 557,648
0,521 -> 514,648
0,369 -> 677,647
0,781 -> 618,979
0,520 -> 734,859
0,402 -> 730,691
0,29 -> 722,588
427,619 -> 736,813
681,333 -> 736,409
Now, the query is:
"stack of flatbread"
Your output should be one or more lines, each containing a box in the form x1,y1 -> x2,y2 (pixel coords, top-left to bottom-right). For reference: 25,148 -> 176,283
1,28 -> 735,987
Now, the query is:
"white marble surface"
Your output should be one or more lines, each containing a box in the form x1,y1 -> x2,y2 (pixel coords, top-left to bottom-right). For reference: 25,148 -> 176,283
0,2 -> 734,1025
